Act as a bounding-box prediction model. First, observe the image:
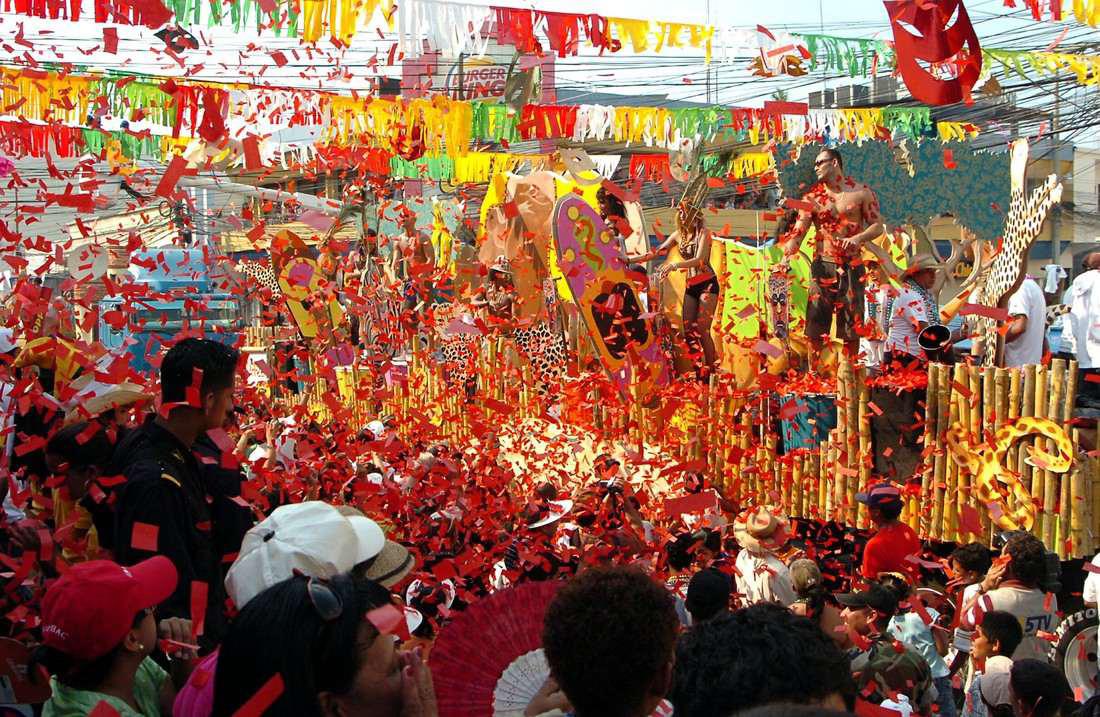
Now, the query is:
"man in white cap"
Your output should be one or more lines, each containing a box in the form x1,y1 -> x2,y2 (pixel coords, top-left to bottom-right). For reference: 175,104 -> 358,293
885,260 -> 942,365
224,501 -> 385,608
733,506 -> 796,607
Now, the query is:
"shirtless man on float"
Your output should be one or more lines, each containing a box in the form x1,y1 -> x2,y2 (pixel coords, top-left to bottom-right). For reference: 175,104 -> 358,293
388,206 -> 436,333
781,147 -> 884,366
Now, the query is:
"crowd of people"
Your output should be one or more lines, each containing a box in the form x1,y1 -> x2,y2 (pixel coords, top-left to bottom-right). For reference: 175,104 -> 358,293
0,332 -> 1093,717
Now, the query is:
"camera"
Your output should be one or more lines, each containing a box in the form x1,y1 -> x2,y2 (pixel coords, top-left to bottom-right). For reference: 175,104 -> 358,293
596,479 -> 624,495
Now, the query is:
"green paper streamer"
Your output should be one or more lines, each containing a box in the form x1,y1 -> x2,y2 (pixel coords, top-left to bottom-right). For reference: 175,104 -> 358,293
798,33 -> 894,78
881,107 -> 932,139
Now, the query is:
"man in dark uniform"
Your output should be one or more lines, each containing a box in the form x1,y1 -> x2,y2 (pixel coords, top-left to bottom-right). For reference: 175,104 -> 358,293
112,338 -> 239,652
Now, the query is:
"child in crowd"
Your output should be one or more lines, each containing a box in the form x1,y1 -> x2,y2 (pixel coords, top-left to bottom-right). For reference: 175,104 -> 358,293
30,556 -> 191,717
948,543 -> 994,676
962,610 -> 1024,717
879,573 -> 954,717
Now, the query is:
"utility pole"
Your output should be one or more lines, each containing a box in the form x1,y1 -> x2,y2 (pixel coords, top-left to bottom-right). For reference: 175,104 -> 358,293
1051,75 -> 1061,267
705,0 -> 712,104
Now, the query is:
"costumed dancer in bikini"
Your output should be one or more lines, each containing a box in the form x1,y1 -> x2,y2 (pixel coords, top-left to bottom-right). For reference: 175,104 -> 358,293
780,148 -> 884,373
635,199 -> 719,377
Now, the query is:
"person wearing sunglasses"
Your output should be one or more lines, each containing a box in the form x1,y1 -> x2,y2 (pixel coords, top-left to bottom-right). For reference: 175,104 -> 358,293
31,556 -> 192,717
780,147 -> 885,368
212,573 -> 437,717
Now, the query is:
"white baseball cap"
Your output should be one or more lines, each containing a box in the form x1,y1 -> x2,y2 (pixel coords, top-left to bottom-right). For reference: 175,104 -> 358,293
0,327 -> 15,354
225,502 -> 386,609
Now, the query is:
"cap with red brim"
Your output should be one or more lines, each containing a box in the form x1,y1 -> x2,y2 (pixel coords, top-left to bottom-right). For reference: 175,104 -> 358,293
41,556 -> 178,661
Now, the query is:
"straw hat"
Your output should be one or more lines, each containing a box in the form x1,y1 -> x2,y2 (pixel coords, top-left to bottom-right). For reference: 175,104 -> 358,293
488,255 -> 512,275
789,558 -> 822,594
63,382 -> 154,426
733,506 -> 791,553
904,252 -> 940,276
365,541 -> 415,588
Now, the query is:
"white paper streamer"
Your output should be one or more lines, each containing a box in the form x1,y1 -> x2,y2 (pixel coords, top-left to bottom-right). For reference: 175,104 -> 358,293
589,154 -> 621,178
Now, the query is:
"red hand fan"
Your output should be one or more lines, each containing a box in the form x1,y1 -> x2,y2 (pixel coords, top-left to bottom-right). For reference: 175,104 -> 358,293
430,581 -> 561,717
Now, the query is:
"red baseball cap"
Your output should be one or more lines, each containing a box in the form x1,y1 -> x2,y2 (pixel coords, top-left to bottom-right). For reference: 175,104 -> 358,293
41,557 -> 178,660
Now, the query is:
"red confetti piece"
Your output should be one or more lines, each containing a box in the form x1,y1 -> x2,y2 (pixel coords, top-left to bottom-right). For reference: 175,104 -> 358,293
754,340 -> 783,358
959,304 -> 1009,321
103,28 -> 118,54
232,673 -> 284,717
191,580 -> 208,639
663,492 -> 719,517
130,522 -> 159,552
958,504 -> 983,537
155,155 -> 191,199
784,198 -> 814,213
242,135 -> 263,171
89,701 -> 122,717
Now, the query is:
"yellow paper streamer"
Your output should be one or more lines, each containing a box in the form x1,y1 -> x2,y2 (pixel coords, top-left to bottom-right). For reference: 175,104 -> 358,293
837,109 -> 883,142
451,153 -> 547,184
937,121 -> 980,142
984,48 -> 1100,87
1074,0 -> 1100,25
1,69 -> 93,126
611,18 -> 651,53
301,0 -> 392,44
729,152 -> 775,179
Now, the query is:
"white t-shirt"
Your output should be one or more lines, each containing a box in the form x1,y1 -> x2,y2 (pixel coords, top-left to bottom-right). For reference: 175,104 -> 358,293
963,585 -> 1059,662
887,285 -> 931,357
862,284 -> 891,369
1003,278 -> 1046,367
1043,264 -> 1067,294
1062,270 -> 1100,369
734,549 -> 796,607
1083,553 -> 1100,605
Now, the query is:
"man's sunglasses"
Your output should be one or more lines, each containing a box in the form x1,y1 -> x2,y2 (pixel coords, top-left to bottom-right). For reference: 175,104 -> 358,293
815,158 -> 835,166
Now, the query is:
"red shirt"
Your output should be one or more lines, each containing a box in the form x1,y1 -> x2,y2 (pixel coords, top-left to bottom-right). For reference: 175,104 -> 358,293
861,522 -> 921,580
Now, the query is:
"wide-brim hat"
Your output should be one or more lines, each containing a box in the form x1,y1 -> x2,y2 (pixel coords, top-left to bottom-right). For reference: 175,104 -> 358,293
733,506 -> 791,553
904,253 -> 940,276
64,382 -> 154,426
365,540 -> 415,588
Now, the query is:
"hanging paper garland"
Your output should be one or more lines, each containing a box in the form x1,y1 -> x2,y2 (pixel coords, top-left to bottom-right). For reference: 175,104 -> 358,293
984,48 -> 1100,87
1005,0 -> 1099,24
1074,0 -> 1100,24
798,34 -> 893,77
0,121 -> 85,158
880,107 -> 932,139
0,65 -> 981,169
469,102 -> 521,145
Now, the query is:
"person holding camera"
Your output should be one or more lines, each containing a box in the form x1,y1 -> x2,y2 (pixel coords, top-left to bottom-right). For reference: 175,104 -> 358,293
960,533 -> 1059,663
